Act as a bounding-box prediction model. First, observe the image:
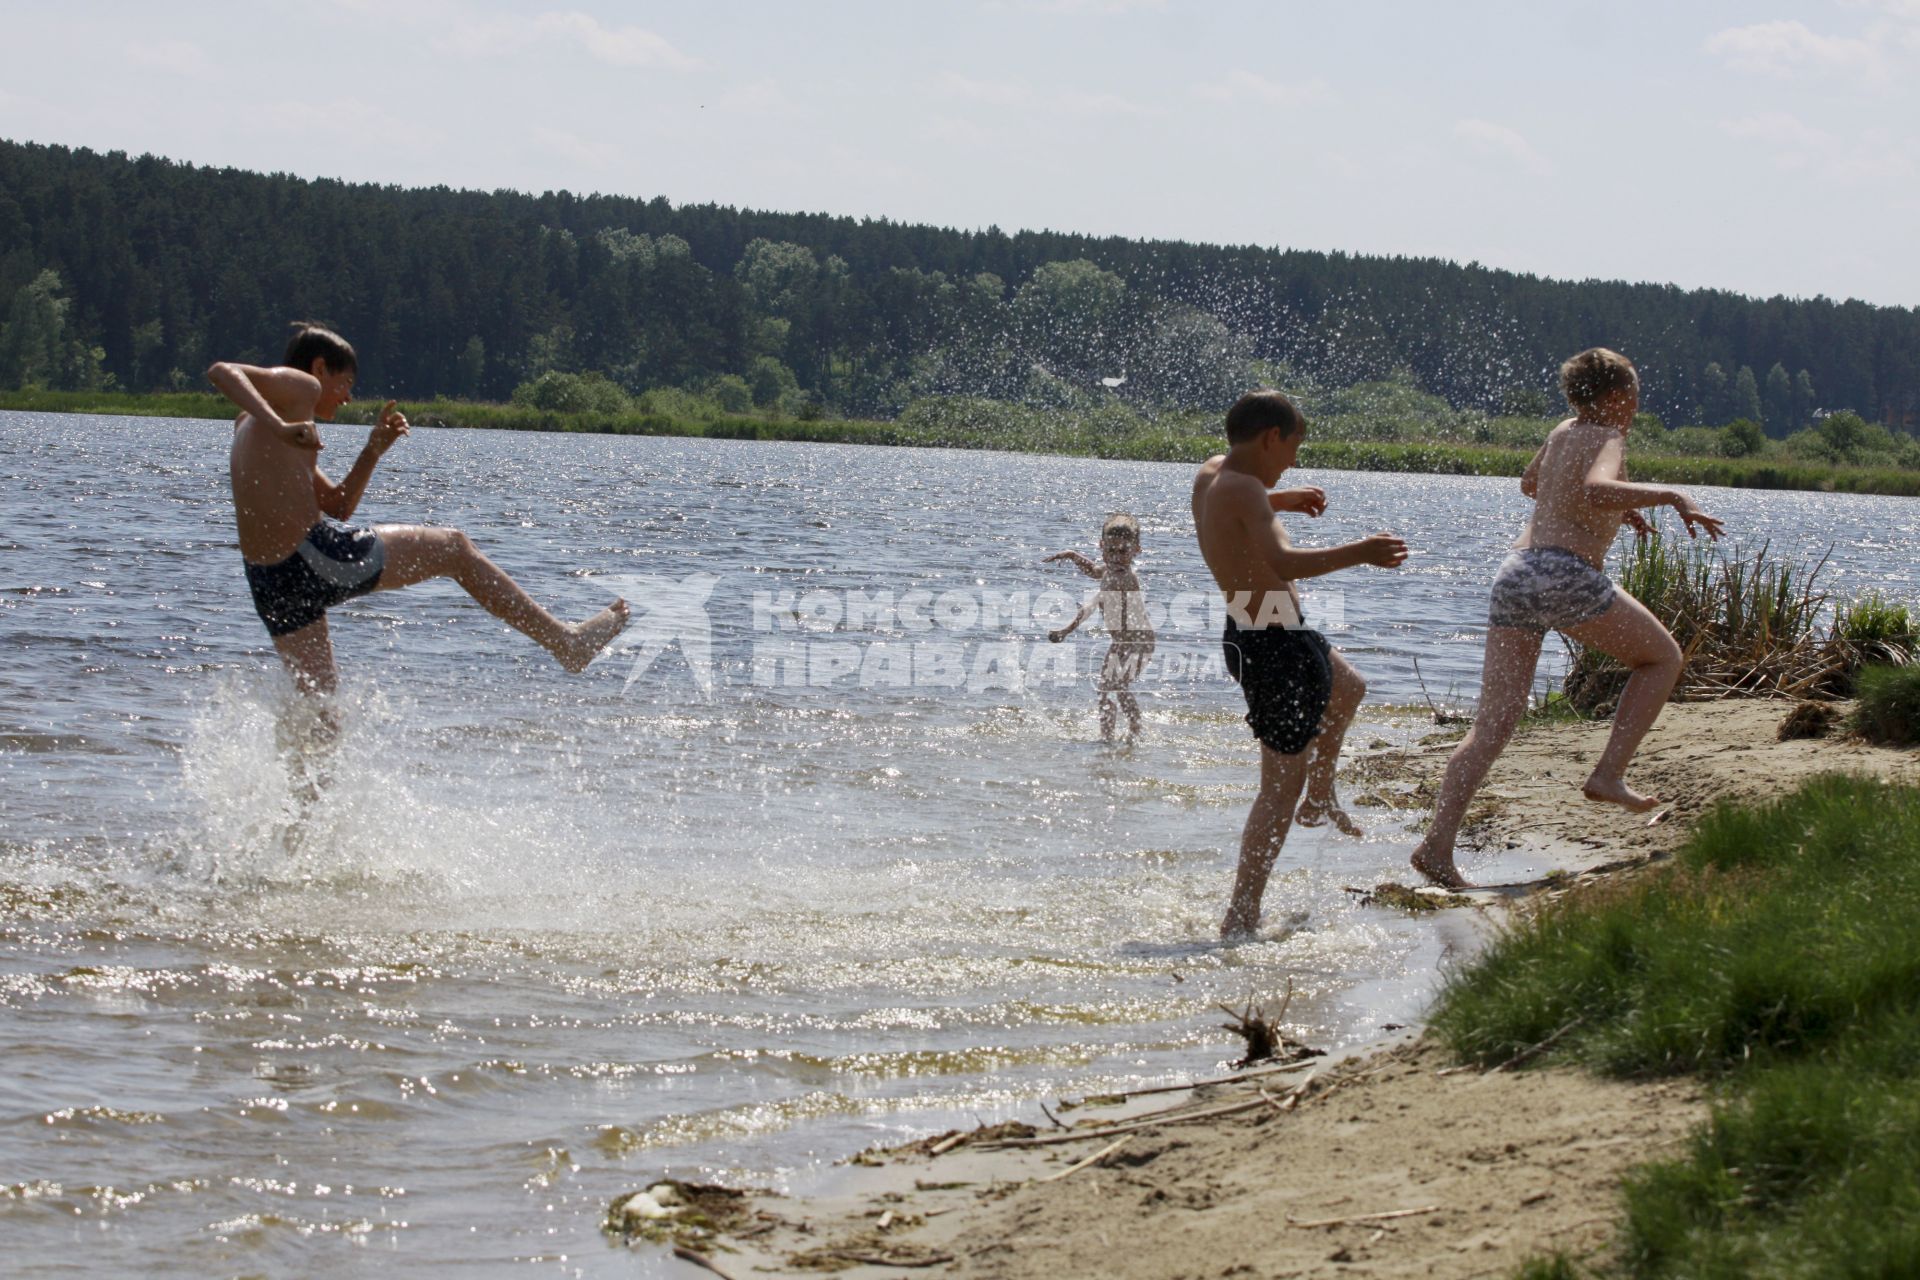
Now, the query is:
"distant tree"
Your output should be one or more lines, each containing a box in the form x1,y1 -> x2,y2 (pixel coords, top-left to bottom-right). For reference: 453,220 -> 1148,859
0,269 -> 70,388
1699,361 -> 1729,422
706,373 -> 753,414
1500,385 -> 1552,417
1764,362 -> 1793,430
1793,368 -> 1816,427
1010,259 -> 1128,385
509,370 -> 628,414
747,355 -> 798,408
1732,365 -> 1763,427
1721,418 -> 1766,458
456,336 -> 487,397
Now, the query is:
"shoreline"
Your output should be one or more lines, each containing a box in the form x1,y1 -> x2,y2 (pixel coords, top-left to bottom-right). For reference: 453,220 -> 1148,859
615,699 -> 1920,1277
5,394 -> 1918,498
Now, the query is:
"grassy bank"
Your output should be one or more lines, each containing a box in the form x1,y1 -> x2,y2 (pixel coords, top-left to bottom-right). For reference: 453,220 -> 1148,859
7,388 -> 1919,496
1434,775 -> 1920,1277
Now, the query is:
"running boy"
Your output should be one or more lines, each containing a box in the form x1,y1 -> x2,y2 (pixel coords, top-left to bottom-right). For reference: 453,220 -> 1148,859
211,323 -> 629,696
1045,513 -> 1156,742
1409,348 -> 1723,889
1193,390 -> 1409,938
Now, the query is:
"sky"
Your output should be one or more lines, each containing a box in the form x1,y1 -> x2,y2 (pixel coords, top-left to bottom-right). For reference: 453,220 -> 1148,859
2,1 -> 1917,307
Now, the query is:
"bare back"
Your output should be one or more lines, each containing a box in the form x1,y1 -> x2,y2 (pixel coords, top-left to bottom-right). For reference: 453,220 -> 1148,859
1191,456 -> 1302,626
229,378 -> 324,564
1518,419 -> 1630,567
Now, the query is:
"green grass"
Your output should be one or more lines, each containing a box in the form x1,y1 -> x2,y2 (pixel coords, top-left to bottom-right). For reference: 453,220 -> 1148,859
1850,664 -> 1920,746
1434,776 -> 1920,1277
7,388 -> 1920,495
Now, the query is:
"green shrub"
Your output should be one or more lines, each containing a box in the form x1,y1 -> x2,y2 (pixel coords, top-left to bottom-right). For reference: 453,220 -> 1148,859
509,370 -> 630,415
1719,418 -> 1765,458
1851,664 -> 1920,745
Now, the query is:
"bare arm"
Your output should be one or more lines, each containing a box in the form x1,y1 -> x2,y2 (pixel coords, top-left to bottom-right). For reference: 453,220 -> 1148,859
1044,550 -> 1103,578
1520,442 -> 1546,499
1049,595 -> 1098,642
206,363 -> 322,450
1581,434 -> 1722,538
314,401 -> 409,521
1238,485 -> 1407,580
1579,434 -> 1680,511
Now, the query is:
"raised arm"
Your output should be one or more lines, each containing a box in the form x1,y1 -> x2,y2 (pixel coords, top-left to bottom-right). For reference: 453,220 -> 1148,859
1044,549 -> 1104,579
1581,435 -> 1723,538
206,363 -> 321,450
1238,484 -> 1407,580
315,401 -> 409,520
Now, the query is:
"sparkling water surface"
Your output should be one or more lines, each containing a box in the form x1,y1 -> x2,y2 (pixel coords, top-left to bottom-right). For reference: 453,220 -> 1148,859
2,411 -> 1914,1276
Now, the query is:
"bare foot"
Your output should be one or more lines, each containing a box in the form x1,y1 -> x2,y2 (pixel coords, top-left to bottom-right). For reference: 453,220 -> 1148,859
1582,774 -> 1660,813
1410,841 -> 1472,890
557,599 -> 631,673
1297,798 -> 1363,838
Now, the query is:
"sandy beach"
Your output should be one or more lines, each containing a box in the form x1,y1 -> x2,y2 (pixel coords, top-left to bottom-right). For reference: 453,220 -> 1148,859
618,699 -> 1920,1278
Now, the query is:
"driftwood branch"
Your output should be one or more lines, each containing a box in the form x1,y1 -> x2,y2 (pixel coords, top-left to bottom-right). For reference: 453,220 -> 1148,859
1041,1134 -> 1134,1182
1286,1204 -> 1441,1229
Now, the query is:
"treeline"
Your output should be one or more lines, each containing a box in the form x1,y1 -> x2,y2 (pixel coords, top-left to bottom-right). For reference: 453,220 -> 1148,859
2,137 -> 1917,434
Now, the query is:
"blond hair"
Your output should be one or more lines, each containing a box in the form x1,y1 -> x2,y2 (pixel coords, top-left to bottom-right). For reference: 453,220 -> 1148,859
1559,347 -> 1636,408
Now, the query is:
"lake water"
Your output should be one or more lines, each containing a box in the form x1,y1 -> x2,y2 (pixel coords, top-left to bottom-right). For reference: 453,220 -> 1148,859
2,411 -> 1914,1276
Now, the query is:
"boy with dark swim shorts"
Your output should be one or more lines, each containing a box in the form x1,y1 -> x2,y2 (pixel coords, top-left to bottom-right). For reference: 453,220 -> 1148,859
1191,390 -> 1409,938
210,323 -> 628,698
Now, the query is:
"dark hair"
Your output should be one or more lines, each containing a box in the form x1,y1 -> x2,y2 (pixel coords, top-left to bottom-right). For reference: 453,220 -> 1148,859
1224,389 -> 1304,445
1559,347 -> 1635,408
283,322 -> 357,375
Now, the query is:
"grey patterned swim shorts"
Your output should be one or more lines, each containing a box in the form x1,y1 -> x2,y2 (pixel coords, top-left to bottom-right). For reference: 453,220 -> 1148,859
1487,546 -> 1618,633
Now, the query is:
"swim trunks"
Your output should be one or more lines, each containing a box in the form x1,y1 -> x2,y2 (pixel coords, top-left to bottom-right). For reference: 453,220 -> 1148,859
1487,546 -> 1617,634
1222,619 -> 1333,756
243,519 -> 387,637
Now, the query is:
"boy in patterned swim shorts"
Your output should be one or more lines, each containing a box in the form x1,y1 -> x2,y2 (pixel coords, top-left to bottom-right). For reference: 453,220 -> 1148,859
1410,348 -> 1725,888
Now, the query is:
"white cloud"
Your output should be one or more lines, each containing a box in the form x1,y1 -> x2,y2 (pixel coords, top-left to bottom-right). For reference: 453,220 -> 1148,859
938,72 -> 1032,107
1454,118 -> 1552,177
1704,20 -> 1882,79
124,39 -> 213,77
253,99 -> 446,151
1192,70 -> 1329,107
927,114 -> 996,148
1720,113 -> 1915,182
937,72 -> 1153,118
444,10 -> 700,70
1057,89 -> 1158,118
986,0 -> 1166,12
530,126 -> 620,170
714,80 -> 794,115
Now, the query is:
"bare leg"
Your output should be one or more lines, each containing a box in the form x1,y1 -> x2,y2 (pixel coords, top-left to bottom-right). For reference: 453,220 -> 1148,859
374,525 -> 628,672
1098,692 -> 1117,742
1410,626 -> 1544,888
1222,743 -> 1311,939
1562,594 -> 1682,812
1117,689 -> 1142,740
1296,650 -> 1366,837
271,616 -> 339,696
270,619 -> 341,799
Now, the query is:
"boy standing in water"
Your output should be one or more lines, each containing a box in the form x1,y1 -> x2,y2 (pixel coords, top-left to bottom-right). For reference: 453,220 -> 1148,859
211,323 -> 629,696
1193,390 -> 1409,938
1410,348 -> 1723,888
1046,513 -> 1156,742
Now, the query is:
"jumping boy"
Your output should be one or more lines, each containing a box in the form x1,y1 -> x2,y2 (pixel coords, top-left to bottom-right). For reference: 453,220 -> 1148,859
1409,348 -> 1723,889
1045,513 -> 1156,742
211,323 -> 629,697
1193,390 -> 1409,938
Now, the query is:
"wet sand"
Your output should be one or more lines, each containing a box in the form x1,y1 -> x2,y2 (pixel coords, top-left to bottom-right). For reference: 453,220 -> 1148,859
619,700 -> 1918,1278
